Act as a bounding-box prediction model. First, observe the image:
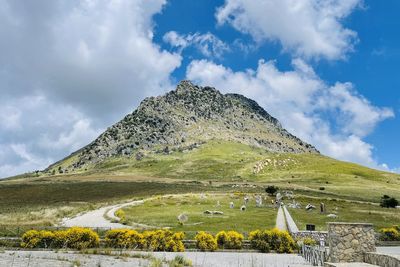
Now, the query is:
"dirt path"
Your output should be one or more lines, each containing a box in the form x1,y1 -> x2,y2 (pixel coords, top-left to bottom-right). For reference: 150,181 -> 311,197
61,200 -> 146,229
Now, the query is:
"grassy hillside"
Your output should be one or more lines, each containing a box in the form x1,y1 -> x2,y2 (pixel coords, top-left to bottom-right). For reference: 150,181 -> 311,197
1,140 -> 399,235
45,140 -> 400,202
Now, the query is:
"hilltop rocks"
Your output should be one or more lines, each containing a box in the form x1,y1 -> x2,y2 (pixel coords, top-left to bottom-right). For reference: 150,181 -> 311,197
52,80 -> 318,171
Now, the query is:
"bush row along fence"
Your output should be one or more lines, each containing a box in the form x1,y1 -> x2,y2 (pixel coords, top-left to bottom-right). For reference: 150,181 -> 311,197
0,226 -> 248,239
0,227 -> 303,253
0,226 -> 113,237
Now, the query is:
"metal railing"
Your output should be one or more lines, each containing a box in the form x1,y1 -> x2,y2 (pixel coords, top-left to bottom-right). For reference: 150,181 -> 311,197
301,244 -> 327,266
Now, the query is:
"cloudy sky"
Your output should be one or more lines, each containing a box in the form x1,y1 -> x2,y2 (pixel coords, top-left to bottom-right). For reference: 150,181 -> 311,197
0,0 -> 399,178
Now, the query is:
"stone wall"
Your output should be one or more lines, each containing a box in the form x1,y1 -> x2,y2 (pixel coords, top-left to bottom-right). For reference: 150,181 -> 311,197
293,231 -> 328,243
328,222 -> 375,262
364,252 -> 400,267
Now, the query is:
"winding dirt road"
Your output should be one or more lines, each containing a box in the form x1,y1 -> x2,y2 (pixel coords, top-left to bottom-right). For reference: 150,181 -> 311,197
61,200 -> 145,229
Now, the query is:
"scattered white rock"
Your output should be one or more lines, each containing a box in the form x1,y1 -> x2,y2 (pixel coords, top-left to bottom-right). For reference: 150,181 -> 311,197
204,210 -> 224,215
177,213 -> 188,224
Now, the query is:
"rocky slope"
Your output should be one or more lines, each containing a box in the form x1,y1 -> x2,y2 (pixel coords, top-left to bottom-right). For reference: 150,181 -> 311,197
49,80 -> 318,171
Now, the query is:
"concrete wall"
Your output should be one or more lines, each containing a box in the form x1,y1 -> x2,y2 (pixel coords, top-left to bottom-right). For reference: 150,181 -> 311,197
328,222 -> 375,262
364,252 -> 400,267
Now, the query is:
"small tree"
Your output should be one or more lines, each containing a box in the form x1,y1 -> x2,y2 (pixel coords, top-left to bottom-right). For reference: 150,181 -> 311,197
380,195 -> 399,208
265,185 -> 278,196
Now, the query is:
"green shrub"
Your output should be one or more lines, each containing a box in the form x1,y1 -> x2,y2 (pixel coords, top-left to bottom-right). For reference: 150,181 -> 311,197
380,195 -> 399,208
379,227 -> 400,241
195,231 -> 217,251
265,186 -> 278,196
216,231 -> 243,249
115,209 -> 127,224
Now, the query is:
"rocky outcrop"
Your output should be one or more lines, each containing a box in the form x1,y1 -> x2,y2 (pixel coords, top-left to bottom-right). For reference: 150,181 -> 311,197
53,80 -> 318,170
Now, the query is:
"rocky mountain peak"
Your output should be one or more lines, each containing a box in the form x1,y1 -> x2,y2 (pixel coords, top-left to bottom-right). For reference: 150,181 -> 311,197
54,80 -> 319,170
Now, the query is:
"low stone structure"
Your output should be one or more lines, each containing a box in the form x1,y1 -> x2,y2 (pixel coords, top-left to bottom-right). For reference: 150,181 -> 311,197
364,252 -> 400,267
328,222 -> 375,263
293,231 -> 328,243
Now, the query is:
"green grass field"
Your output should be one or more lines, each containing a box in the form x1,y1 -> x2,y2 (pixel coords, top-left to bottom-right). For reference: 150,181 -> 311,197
0,181 -> 214,236
120,193 -> 400,235
288,196 -> 400,231
122,193 -> 277,236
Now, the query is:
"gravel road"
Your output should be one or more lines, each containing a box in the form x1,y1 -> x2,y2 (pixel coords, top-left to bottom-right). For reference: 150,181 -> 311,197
0,250 -> 313,267
61,200 -> 145,228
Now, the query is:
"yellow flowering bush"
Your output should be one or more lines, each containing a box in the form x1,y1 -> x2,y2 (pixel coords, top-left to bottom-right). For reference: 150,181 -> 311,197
21,230 -> 51,248
216,231 -> 243,249
299,237 -> 317,246
21,227 -> 99,249
62,227 -> 100,249
195,231 -> 217,251
270,228 -> 296,253
249,228 -> 295,253
249,229 -> 271,253
105,229 -> 143,249
379,227 -> 400,241
53,230 -> 68,248
141,230 -> 185,252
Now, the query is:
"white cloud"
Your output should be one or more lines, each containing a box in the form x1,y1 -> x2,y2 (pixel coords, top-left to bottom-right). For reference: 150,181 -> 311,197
186,59 -> 394,169
0,0 -> 182,178
0,94 -> 103,178
0,0 -> 181,119
163,31 -> 229,58
216,0 -> 362,60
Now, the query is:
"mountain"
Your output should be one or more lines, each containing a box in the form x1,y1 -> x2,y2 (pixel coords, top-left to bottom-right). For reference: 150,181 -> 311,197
48,80 -> 318,173
6,80 -> 399,204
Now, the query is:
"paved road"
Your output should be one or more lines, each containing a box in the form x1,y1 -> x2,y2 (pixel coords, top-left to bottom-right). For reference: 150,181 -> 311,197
376,246 -> 400,255
276,206 -> 287,231
0,250 -> 313,267
151,251 -> 312,267
283,206 -> 299,233
0,250 -> 148,267
61,200 -> 145,228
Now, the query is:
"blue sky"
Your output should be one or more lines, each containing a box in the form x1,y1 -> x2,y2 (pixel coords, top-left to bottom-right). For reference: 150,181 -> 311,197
0,0 -> 399,177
